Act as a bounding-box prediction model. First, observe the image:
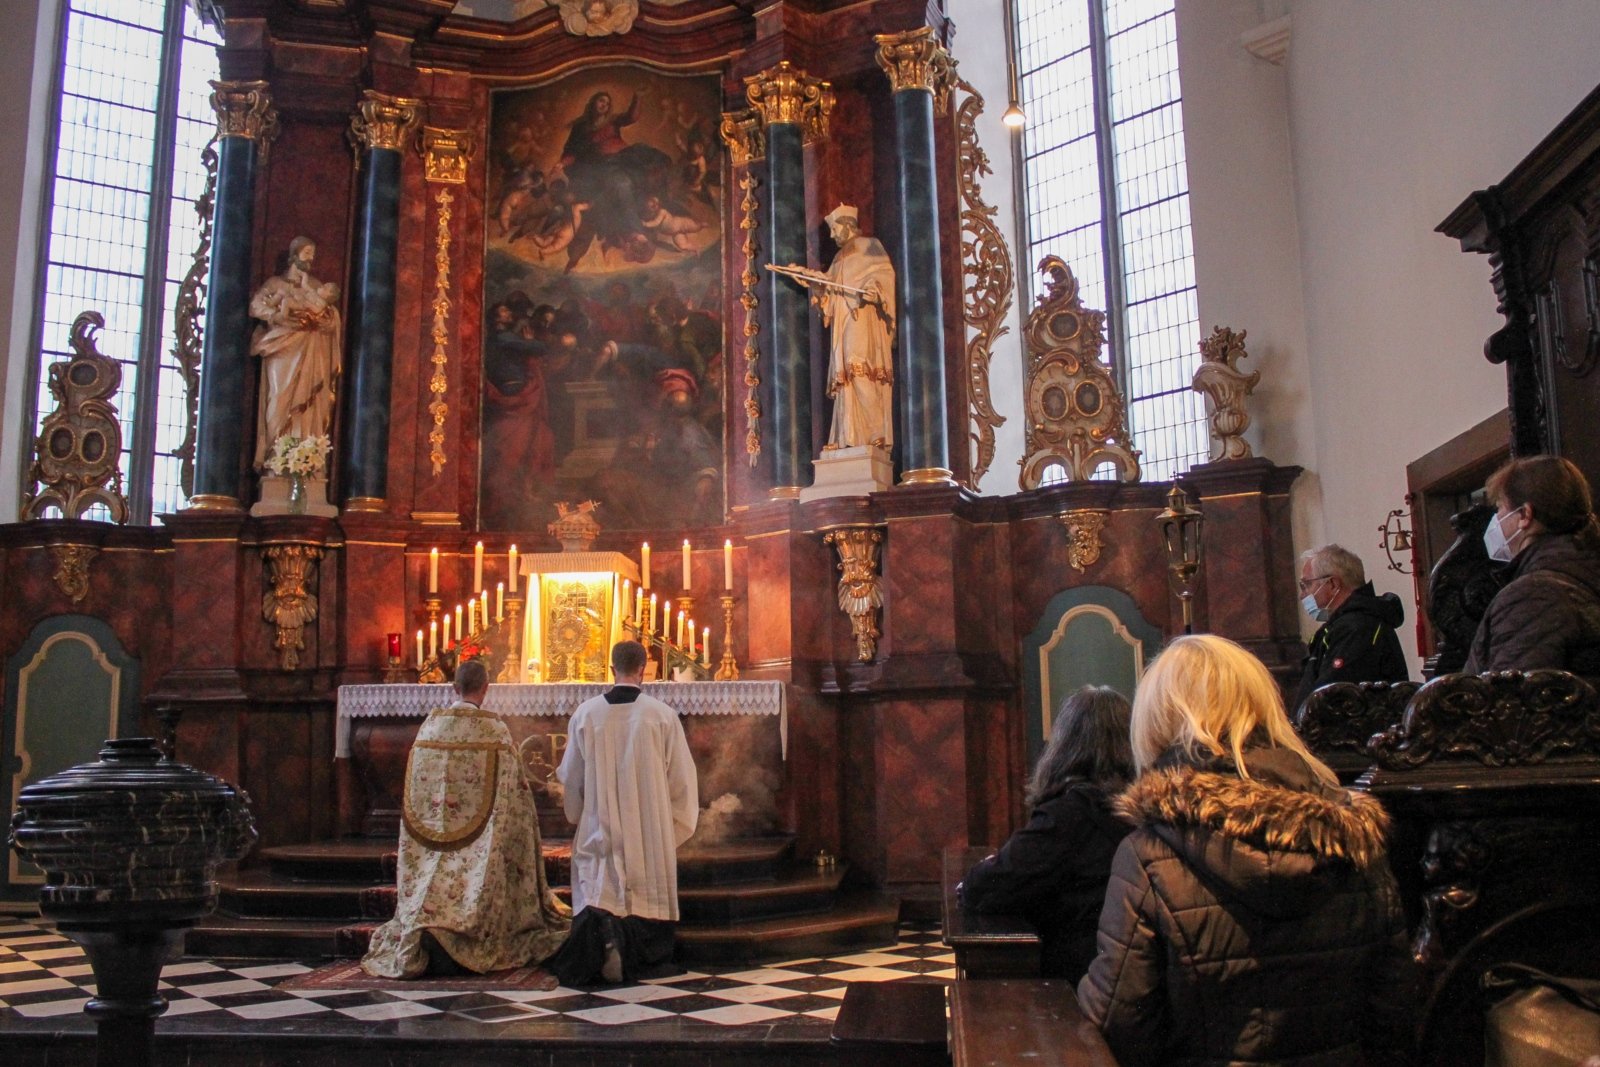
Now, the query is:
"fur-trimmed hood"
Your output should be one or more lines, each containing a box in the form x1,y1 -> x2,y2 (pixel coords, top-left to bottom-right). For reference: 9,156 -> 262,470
1116,748 -> 1391,918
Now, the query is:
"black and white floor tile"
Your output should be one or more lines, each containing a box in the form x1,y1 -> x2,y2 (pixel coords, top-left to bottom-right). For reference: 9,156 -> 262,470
0,919 -> 955,1032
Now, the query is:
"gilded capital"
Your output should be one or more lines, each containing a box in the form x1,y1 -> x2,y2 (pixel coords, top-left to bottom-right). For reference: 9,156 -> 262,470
744,61 -> 834,137
209,80 -> 280,146
718,109 -> 765,166
874,27 -> 956,107
349,90 -> 422,153
420,126 -> 476,184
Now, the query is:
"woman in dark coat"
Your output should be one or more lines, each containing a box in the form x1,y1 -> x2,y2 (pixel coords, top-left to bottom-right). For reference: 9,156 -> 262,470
959,686 -> 1133,982
1464,455 -> 1600,678
1078,635 -> 1417,1067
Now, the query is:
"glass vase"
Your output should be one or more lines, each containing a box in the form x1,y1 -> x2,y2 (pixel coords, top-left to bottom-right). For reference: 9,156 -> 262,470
288,474 -> 308,515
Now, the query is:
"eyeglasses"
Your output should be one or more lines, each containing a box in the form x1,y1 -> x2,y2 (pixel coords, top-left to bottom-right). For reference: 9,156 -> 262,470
1297,574 -> 1333,593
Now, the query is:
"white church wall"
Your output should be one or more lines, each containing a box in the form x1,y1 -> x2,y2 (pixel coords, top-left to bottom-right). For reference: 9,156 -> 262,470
945,0 -> 1030,495
0,0 -> 58,514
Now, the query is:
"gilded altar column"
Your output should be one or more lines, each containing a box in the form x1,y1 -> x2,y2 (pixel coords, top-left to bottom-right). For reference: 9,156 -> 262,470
342,91 -> 420,511
190,82 -> 278,510
744,63 -> 833,498
876,28 -> 956,487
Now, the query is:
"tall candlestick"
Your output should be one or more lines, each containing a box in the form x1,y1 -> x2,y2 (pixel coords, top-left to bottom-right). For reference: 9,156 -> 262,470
508,545 -> 519,594
676,610 -> 685,647
468,600 -> 477,635
430,620 -> 438,658
416,630 -> 424,669
481,590 -> 489,632
688,619 -> 696,656
724,539 -> 733,590
702,627 -> 710,666
649,593 -> 657,635
473,541 -> 485,593
455,604 -> 463,640
428,547 -> 439,593
496,582 -> 505,623
661,597 -> 669,639
641,542 -> 651,590
635,587 -> 644,626
682,540 -> 692,589
443,614 -> 452,647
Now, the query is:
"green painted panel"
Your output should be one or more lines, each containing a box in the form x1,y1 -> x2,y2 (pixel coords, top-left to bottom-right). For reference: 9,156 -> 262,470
1043,612 -> 1139,730
20,635 -> 118,788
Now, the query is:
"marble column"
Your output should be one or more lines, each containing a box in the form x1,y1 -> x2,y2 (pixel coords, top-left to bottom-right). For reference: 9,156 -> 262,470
876,28 -> 956,487
744,63 -> 833,499
189,82 -> 277,511
341,91 -> 420,512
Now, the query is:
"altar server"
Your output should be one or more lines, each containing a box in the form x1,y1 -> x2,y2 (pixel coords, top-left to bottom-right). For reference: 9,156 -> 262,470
362,659 -> 570,979
549,639 -> 699,984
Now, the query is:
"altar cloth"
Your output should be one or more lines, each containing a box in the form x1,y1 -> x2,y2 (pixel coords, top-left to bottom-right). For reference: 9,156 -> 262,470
336,681 -> 785,759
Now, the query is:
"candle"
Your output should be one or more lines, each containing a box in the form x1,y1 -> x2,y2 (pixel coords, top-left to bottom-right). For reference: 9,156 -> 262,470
481,590 -> 489,631
641,542 -> 651,590
473,541 -> 485,592
622,579 -> 631,623
416,630 -> 424,669
508,545 -> 518,594
496,581 -> 505,623
661,600 -> 670,639
455,604 -> 463,640
676,610 -> 685,647
443,613 -> 452,647
387,632 -> 402,660
702,627 -> 710,666
724,539 -> 733,590
635,587 -> 644,626
428,547 -> 439,593
688,619 -> 696,656
430,620 -> 438,658
468,600 -> 477,635
682,540 -> 692,589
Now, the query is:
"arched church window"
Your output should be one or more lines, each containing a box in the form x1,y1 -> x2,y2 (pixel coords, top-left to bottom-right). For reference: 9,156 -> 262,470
24,0 -> 220,523
1013,0 -> 1206,481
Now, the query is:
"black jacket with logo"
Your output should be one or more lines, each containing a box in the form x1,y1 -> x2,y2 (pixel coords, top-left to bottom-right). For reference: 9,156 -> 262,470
1292,581 -> 1409,712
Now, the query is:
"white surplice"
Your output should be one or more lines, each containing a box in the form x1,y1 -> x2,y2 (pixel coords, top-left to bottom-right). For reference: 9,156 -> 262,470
558,689 -> 699,921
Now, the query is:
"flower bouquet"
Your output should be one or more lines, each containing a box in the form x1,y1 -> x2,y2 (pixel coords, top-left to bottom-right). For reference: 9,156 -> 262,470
442,635 -> 491,682
263,434 -> 330,514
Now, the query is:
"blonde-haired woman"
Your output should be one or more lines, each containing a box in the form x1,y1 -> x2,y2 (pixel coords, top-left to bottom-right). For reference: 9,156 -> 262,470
1077,634 -> 1417,1067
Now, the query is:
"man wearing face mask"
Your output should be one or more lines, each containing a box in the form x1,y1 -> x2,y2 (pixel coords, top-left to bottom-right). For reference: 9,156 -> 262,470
1463,455 -> 1600,678
1291,544 -> 1410,712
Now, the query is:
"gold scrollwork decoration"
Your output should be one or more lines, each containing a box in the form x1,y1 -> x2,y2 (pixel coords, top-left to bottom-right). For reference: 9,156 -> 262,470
428,187 -> 454,476
737,172 -> 762,465
209,80 -> 280,156
349,90 -> 422,154
1192,325 -> 1260,461
50,544 -> 98,603
823,526 -> 885,662
23,312 -> 129,523
1058,509 -> 1108,572
952,77 -> 1014,492
719,108 -> 765,166
172,136 -> 218,499
744,62 -> 833,135
420,125 -> 475,185
1018,257 -> 1141,487
261,544 -> 322,672
874,26 -> 956,114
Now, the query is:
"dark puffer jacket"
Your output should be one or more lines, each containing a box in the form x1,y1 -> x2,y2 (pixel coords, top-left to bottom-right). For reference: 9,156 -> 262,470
1076,748 -> 1416,1067
958,779 -> 1131,982
1463,532 -> 1600,679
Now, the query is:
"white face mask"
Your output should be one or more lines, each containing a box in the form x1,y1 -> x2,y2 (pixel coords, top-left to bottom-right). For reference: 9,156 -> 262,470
1300,577 -> 1331,623
1483,509 -> 1523,563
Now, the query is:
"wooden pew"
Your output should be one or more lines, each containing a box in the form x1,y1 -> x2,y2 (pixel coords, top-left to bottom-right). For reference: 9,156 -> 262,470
941,845 -> 1042,978
949,979 -> 1118,1067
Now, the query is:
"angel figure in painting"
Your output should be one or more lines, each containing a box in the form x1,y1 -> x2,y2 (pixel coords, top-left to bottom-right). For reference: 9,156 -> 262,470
249,236 -> 342,470
771,205 -> 896,452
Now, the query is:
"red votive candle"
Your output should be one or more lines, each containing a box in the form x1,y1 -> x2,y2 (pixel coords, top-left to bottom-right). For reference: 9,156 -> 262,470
387,632 -> 402,660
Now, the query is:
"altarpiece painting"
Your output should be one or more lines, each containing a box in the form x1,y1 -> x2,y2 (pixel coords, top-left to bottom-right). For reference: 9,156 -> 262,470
480,66 -> 725,531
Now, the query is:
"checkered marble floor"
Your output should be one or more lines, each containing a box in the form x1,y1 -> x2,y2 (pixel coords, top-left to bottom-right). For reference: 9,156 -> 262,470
0,918 -> 954,1034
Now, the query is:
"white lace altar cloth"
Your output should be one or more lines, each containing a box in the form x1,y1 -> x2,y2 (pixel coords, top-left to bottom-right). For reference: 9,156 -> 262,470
336,681 -> 785,759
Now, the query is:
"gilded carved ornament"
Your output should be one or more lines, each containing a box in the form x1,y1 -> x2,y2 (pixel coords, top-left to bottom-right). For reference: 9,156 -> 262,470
952,76 -> 1014,492
744,62 -> 833,135
349,91 -> 422,153
1191,325 -> 1260,461
873,26 -> 956,113
50,544 -> 98,603
420,126 -> 475,185
427,187 -> 454,476
718,109 -> 765,167
22,312 -> 129,523
823,527 -> 884,663
736,172 -> 762,465
1017,256 -> 1141,488
209,80 -> 280,153
262,544 -> 321,672
1057,509 -> 1108,572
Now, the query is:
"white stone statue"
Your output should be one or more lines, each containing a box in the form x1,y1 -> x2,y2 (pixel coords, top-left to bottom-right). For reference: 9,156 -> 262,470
249,235 -> 342,470
1191,325 -> 1260,461
775,204 -> 896,453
